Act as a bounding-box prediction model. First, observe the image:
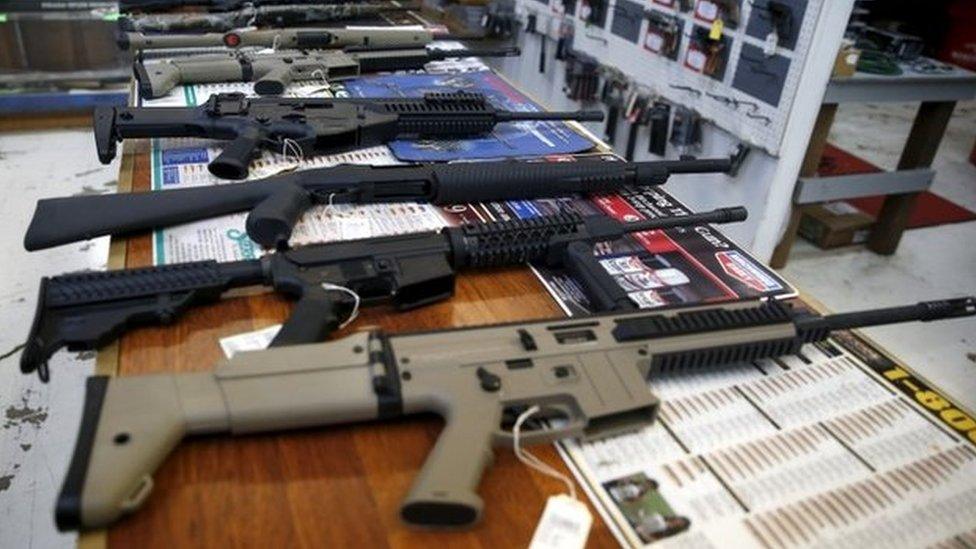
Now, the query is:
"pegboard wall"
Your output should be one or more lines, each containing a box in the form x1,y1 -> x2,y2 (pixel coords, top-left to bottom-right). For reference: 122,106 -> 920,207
494,0 -> 852,261
518,0 -> 824,156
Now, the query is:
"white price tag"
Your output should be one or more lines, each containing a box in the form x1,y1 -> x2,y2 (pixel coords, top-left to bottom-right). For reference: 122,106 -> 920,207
764,31 -> 779,56
695,0 -> 719,21
528,495 -> 592,549
219,324 -> 281,358
645,31 -> 664,52
686,48 -> 707,71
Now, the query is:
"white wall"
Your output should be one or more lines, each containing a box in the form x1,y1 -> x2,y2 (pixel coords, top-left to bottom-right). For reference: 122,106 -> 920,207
485,1 -> 854,261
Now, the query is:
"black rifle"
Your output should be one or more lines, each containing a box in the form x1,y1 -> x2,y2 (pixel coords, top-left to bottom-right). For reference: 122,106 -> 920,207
25,156 -> 736,251
22,206 -> 746,381
120,0 -> 360,13
94,91 -> 604,180
121,2 -> 418,33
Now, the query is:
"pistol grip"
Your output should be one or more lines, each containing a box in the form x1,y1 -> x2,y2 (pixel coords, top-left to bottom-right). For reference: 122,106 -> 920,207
270,285 -> 343,346
245,183 -> 313,249
253,65 -> 292,96
400,395 -> 502,528
57,376 -> 188,530
209,125 -> 263,180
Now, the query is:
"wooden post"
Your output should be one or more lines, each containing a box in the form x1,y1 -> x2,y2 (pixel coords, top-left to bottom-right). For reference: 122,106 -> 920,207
866,101 -> 956,255
769,103 -> 839,268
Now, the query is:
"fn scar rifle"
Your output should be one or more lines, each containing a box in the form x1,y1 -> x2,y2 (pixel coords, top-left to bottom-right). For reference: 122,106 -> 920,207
55,296 -> 975,529
135,46 -> 520,98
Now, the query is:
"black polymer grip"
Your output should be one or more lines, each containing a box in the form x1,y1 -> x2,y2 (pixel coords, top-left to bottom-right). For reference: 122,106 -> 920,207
245,183 -> 314,249
210,126 -> 265,180
268,286 -> 344,346
448,213 -> 585,269
429,161 -> 657,204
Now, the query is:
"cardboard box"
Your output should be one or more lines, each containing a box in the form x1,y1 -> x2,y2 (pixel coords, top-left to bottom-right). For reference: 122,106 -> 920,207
798,202 -> 875,249
833,44 -> 861,78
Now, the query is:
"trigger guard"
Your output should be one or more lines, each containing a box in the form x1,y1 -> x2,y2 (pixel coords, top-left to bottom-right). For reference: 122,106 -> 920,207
494,404 -> 586,447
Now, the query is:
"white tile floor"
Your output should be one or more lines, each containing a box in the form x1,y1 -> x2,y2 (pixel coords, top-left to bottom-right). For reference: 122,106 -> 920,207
0,102 -> 973,546
0,129 -> 115,549
782,101 -> 976,410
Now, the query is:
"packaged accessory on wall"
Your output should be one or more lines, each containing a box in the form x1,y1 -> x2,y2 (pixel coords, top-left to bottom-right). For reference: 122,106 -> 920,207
669,106 -> 702,154
647,101 -> 672,156
643,11 -> 682,59
600,76 -> 628,145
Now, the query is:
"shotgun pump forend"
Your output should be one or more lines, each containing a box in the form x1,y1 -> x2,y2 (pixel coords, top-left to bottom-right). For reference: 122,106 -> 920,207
25,156 -> 736,251
135,46 -> 521,98
22,207 -> 747,381
120,2 -> 419,33
55,296 -> 975,530
93,92 -> 605,180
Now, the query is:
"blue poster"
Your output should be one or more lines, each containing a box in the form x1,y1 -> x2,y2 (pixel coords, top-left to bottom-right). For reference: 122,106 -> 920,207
336,70 -> 597,162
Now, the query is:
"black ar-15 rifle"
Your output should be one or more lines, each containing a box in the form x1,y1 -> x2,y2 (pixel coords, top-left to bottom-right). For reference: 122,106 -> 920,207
25,156 -> 736,251
22,207 -> 747,381
93,91 -> 604,180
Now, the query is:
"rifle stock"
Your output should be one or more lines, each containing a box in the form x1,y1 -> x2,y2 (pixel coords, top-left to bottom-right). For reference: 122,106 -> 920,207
24,178 -> 288,251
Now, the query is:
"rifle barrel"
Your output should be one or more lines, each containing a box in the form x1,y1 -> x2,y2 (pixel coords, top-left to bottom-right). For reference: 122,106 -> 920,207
428,46 -> 521,59
822,298 -> 976,331
657,157 -> 734,174
622,207 -> 748,233
500,110 -> 605,122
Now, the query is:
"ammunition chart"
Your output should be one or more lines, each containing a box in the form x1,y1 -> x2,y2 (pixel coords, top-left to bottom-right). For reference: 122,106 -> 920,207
560,334 -> 976,547
517,0 -> 823,154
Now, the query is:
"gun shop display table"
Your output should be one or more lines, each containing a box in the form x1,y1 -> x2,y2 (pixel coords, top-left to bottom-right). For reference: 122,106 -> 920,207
85,87 -> 976,548
90,139 -> 623,548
